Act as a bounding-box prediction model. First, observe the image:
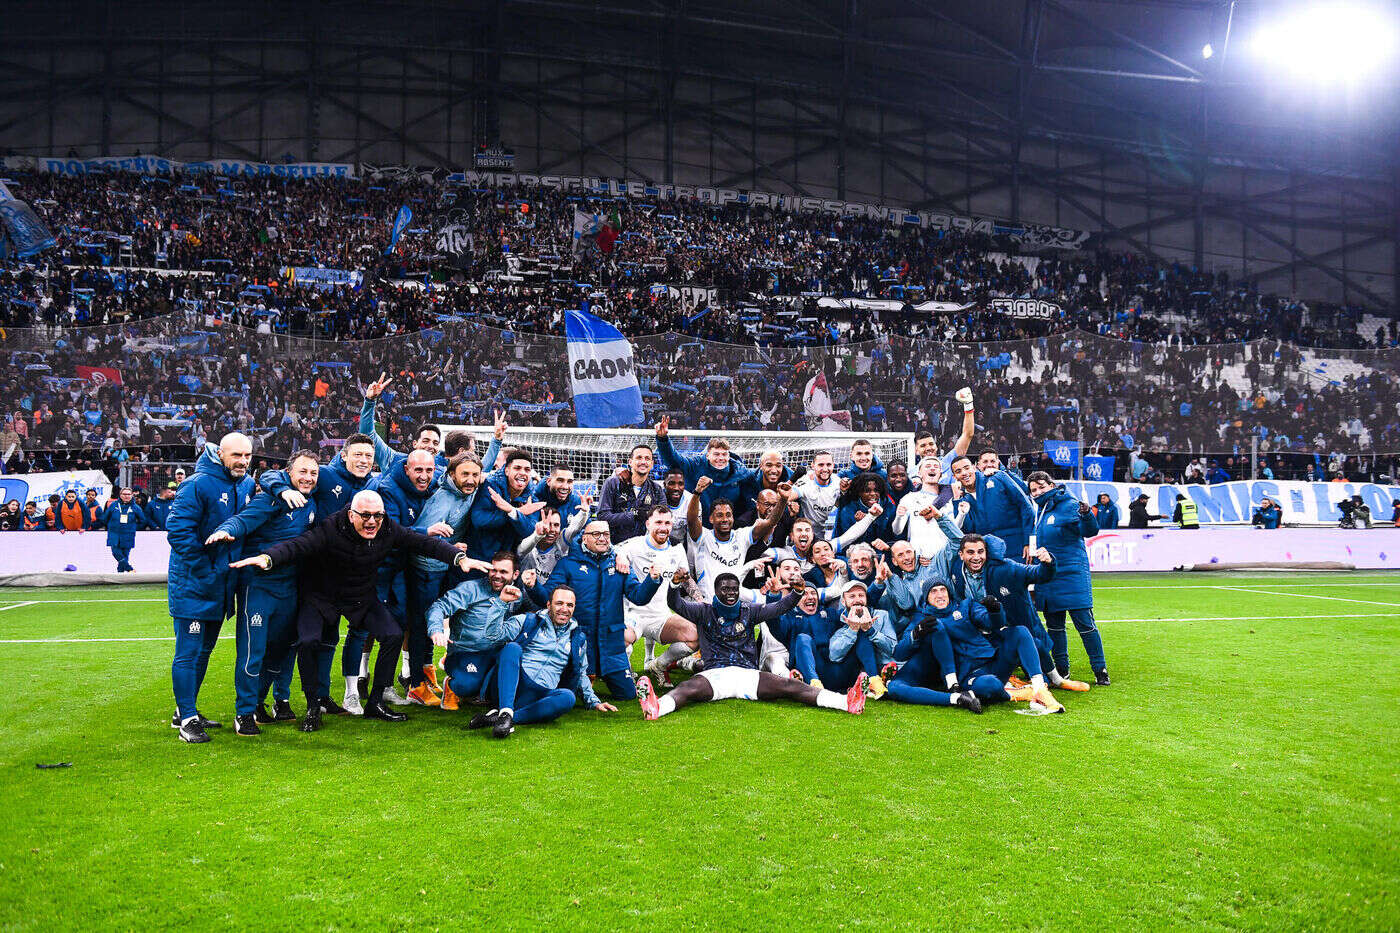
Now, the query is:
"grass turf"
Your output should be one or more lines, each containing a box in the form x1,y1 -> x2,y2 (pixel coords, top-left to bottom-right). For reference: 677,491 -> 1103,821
0,572 -> 1396,930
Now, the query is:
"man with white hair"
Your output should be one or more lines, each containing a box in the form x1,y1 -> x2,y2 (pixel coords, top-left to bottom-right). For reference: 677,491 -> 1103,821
231,489 -> 490,733
166,433 -> 255,744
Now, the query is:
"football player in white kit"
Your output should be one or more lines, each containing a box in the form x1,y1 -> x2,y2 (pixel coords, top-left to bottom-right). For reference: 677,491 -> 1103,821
790,451 -> 840,529
615,505 -> 700,686
686,476 -> 780,598
893,457 -> 971,559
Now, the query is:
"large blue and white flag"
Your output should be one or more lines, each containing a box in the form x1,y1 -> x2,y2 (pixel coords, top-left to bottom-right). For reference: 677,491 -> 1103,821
565,309 -> 644,428
0,181 -> 56,260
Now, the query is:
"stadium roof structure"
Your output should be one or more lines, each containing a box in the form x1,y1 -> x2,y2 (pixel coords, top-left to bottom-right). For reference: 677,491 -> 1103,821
4,0 -> 1398,309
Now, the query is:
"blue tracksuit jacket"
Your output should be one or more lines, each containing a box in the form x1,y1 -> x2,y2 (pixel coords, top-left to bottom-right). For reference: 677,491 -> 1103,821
103,501 -> 149,547
534,548 -> 661,677
1031,485 -> 1098,612
501,610 -> 602,707
165,444 -> 255,621
655,433 -> 756,516
466,470 -> 538,562
962,469 -> 1035,557
426,577 -> 528,654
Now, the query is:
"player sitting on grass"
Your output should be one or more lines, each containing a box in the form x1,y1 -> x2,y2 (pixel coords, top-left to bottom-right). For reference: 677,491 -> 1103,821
636,573 -> 867,720
615,505 -> 699,688
465,586 -> 618,739
427,551 -> 531,711
906,581 -> 1064,713
947,533 -> 1089,692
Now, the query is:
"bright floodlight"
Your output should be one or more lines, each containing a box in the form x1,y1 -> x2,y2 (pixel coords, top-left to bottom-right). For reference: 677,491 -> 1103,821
1201,43 -> 1214,59
1248,3 -> 1399,83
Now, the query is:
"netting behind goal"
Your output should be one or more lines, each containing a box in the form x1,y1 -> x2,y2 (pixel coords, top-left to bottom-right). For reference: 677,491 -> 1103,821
441,426 -> 915,499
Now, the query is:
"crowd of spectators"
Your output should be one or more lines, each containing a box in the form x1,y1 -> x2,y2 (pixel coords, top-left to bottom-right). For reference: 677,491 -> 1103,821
2,166 -> 1397,485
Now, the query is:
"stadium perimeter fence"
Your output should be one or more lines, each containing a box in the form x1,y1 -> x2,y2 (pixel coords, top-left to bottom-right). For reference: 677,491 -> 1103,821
4,309 -> 1399,466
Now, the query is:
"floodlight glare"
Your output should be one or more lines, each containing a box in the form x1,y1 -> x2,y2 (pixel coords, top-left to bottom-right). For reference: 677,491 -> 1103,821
1248,3 -> 1399,83
1201,43 -> 1214,59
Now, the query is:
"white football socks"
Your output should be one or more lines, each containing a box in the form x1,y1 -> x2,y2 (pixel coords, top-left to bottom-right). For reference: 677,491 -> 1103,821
1046,669 -> 1065,687
358,654 -> 369,679
344,676 -> 359,699
816,690 -> 846,711
945,673 -> 958,689
399,650 -> 411,678
655,695 -> 677,718
1030,674 -> 1046,689
657,642 -> 693,668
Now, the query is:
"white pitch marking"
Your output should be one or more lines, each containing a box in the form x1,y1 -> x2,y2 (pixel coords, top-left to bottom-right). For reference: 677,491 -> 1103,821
1102,612 -> 1393,623
1214,586 -> 1400,608
0,601 -> 38,612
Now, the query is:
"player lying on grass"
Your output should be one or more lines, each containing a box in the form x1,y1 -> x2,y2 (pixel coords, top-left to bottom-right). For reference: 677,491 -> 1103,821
635,573 -> 867,720
463,586 -> 618,739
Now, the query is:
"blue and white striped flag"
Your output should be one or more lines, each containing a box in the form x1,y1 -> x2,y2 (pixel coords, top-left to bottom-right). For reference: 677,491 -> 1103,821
565,309 -> 644,428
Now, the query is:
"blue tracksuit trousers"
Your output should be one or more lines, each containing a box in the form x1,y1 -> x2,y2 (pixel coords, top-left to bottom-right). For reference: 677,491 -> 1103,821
1043,608 -> 1106,675
490,642 -> 577,725
172,615 -> 224,722
887,638 -> 956,706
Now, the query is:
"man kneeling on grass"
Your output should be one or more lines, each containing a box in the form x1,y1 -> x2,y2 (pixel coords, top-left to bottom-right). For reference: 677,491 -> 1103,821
636,573 -> 867,720
456,586 -> 618,738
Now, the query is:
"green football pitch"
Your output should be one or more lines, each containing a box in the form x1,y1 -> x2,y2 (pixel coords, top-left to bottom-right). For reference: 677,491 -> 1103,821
0,572 -> 1396,930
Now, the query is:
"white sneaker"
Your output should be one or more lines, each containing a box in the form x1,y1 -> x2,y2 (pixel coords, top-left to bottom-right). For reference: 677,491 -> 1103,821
342,688 -> 364,716
677,652 -> 703,673
382,687 -> 411,706
643,659 -> 670,690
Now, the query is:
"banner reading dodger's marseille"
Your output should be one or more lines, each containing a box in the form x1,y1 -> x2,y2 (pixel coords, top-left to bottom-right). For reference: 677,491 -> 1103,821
565,309 -> 644,428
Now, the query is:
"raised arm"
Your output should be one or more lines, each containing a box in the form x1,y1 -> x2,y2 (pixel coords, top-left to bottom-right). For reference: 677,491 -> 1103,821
749,589 -> 800,623
950,387 -> 976,458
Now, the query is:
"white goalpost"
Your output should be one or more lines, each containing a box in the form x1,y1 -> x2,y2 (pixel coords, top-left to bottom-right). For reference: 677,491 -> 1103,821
440,425 -> 916,499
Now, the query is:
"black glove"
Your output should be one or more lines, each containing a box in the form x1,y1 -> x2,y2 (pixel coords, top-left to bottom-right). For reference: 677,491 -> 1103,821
1078,502 -> 1093,516
980,596 -> 1001,614
912,616 -> 937,641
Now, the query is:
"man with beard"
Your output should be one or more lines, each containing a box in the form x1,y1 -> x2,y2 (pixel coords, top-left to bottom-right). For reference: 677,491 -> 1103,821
230,489 -> 488,733
637,573 -> 868,720
166,434 -> 255,743
597,443 -> 667,543
688,479 -> 780,597
949,455 -> 1035,560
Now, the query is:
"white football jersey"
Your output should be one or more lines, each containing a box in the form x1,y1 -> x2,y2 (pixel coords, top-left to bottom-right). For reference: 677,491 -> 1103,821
616,534 -> 688,627
692,525 -> 756,598
794,474 -> 840,529
899,489 -> 952,559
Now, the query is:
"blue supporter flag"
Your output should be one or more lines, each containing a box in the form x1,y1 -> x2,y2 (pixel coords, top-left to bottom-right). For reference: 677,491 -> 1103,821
565,309 -> 644,428
1043,439 -> 1080,468
1081,454 -> 1115,482
384,205 -> 412,255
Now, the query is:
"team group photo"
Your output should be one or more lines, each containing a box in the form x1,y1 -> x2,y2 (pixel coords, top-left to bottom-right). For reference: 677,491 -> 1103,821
1,0 -> 1397,929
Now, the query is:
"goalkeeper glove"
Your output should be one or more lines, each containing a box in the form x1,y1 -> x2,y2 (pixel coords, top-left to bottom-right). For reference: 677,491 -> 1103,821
954,386 -> 974,412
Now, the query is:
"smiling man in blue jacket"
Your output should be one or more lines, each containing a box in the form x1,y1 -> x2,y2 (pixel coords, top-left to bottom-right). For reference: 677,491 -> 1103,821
530,519 -> 662,700
462,586 -> 619,738
653,415 -> 756,522
950,456 -> 1035,559
165,434 -> 255,744
205,451 -> 321,734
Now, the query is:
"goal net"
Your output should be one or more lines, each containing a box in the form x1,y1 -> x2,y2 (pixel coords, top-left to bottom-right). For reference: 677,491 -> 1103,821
441,426 -> 915,500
